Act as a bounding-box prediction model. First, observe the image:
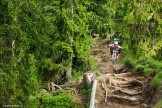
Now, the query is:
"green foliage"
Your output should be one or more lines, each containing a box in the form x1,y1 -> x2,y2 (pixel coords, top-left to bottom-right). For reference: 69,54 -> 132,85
80,88 -> 91,95
0,0 -> 94,105
135,64 -> 145,72
24,96 -> 40,108
109,0 -> 162,59
96,71 -> 102,76
152,72 -> 162,85
122,56 -> 162,85
71,55 -> 99,82
121,54 -> 137,68
155,101 -> 162,108
1,0 -> 162,106
40,92 -> 76,108
70,70 -> 83,82
80,88 -> 91,108
107,0 -> 162,87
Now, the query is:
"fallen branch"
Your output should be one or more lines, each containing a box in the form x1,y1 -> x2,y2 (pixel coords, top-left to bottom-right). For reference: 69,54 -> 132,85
48,82 -> 63,91
59,82 -> 82,88
53,83 -> 63,90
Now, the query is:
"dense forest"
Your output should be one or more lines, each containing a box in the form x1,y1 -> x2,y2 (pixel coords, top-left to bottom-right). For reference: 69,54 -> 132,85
0,0 -> 162,107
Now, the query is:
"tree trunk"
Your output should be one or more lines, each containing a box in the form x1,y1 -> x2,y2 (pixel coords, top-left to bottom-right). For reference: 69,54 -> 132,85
66,66 -> 72,81
83,72 -> 96,88
65,0 -> 75,81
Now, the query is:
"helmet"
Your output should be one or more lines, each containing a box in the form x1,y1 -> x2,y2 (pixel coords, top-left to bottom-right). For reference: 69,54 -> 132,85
114,41 -> 118,45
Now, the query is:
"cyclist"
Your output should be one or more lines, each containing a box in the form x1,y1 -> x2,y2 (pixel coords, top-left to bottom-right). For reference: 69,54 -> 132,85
108,40 -> 122,60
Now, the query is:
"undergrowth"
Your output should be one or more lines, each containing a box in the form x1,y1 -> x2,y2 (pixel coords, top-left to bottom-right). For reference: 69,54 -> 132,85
80,88 -> 91,108
70,56 -> 100,82
122,55 -> 162,85
155,101 -> 162,108
39,90 -> 76,108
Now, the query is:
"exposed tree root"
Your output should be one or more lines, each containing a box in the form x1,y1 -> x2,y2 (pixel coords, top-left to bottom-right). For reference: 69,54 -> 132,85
101,83 -> 108,103
112,87 -> 142,96
129,79 -> 144,87
108,94 -> 141,104
90,37 -> 153,107
108,74 -> 144,87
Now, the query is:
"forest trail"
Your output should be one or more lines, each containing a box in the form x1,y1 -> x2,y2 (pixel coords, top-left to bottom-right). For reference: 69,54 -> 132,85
90,37 -> 152,108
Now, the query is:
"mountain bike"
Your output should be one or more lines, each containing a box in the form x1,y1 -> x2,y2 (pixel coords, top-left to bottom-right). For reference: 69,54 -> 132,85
111,50 -> 119,65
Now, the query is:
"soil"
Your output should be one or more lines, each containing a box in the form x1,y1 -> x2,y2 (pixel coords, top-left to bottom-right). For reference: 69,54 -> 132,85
72,37 -> 160,108
87,37 -> 154,108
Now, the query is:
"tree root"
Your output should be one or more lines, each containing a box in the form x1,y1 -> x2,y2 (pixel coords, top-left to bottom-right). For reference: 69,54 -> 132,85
101,83 -> 108,103
112,87 -> 142,96
108,74 -> 144,87
108,94 -> 141,104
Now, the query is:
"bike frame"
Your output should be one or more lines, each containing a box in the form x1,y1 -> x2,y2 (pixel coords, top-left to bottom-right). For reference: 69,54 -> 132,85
112,50 -> 119,65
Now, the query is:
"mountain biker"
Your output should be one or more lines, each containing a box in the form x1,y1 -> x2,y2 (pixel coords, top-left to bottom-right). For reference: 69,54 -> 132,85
108,40 -> 122,60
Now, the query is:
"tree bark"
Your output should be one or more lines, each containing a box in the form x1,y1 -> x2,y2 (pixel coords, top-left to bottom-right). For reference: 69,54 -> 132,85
65,0 -> 75,81
66,66 -> 72,81
83,72 -> 96,88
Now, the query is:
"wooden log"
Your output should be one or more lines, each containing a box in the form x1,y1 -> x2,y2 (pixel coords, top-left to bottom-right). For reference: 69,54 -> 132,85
90,80 -> 98,108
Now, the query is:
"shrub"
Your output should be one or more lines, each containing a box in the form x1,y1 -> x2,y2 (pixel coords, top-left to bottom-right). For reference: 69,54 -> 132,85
40,92 -> 76,108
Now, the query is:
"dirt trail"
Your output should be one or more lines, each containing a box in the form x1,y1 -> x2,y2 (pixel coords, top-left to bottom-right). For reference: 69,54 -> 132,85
91,37 -> 151,108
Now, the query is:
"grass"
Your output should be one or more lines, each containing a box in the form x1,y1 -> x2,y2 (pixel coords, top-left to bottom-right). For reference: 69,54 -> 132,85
155,101 -> 162,108
122,55 -> 162,85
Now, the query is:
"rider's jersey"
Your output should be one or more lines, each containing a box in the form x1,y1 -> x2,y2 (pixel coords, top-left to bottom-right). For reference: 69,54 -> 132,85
108,44 -> 122,50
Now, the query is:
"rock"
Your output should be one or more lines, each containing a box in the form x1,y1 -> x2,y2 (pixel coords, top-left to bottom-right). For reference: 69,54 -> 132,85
40,89 -> 48,93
